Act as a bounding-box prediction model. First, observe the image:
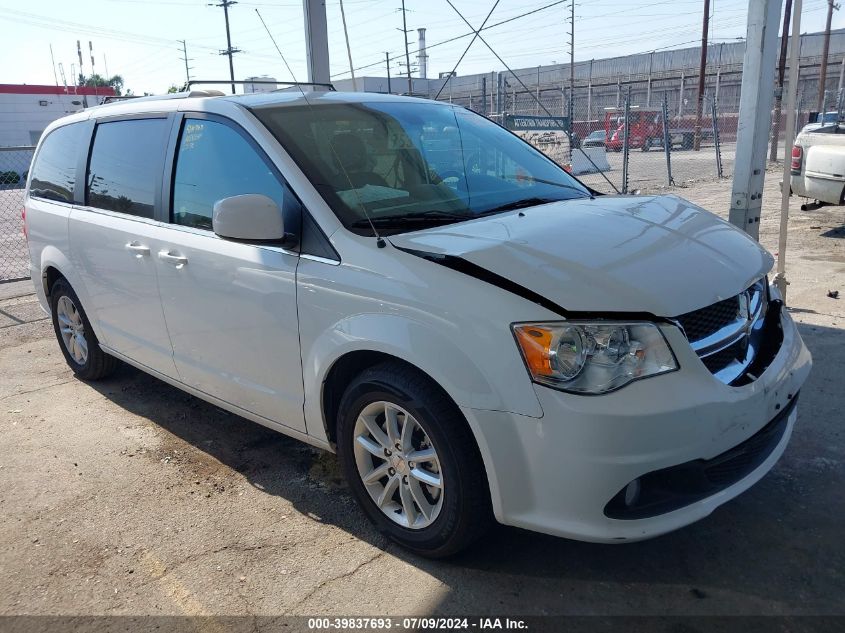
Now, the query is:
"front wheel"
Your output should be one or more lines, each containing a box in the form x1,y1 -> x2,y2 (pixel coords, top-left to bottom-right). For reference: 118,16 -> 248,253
336,361 -> 492,557
50,278 -> 118,380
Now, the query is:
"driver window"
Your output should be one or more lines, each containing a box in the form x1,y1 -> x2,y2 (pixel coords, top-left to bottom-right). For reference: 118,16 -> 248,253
172,118 -> 288,230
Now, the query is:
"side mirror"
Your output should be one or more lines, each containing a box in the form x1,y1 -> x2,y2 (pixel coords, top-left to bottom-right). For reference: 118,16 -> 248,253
212,194 -> 285,242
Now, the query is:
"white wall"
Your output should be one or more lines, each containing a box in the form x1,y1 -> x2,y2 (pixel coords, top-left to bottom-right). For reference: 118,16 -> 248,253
0,92 -> 103,147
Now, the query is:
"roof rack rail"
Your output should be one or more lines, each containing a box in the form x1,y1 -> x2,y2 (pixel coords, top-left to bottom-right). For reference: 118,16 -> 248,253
91,89 -> 226,109
187,79 -> 336,91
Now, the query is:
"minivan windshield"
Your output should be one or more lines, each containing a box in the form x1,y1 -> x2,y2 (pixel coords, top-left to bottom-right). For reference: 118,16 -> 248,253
253,101 -> 591,235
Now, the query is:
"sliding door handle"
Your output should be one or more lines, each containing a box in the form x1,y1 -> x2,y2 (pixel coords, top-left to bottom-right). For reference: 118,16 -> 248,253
158,250 -> 188,267
125,242 -> 150,256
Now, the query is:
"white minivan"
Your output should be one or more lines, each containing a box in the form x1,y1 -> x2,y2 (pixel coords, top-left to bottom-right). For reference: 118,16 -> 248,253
24,90 -> 811,557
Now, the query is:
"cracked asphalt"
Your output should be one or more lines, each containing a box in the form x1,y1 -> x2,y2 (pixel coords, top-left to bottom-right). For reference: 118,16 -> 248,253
1,175 -> 844,618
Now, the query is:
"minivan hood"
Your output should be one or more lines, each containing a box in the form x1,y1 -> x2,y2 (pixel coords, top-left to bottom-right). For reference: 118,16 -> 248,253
389,194 -> 773,317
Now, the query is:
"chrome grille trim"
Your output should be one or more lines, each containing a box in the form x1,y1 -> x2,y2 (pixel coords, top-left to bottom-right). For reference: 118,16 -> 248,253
675,279 -> 768,385
688,282 -> 766,357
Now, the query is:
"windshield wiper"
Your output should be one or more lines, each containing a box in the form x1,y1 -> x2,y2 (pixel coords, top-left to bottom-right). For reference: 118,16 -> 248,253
515,176 -> 594,198
350,209 -> 473,229
479,197 -> 566,215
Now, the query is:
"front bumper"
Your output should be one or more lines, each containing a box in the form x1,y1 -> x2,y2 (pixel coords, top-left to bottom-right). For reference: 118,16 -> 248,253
462,296 -> 812,542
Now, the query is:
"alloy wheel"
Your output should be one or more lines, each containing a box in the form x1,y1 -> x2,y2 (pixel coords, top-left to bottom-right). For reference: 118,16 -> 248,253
56,295 -> 88,365
352,400 -> 444,529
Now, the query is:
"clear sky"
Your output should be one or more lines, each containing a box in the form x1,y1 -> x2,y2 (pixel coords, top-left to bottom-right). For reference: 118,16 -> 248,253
1,0 -> 842,95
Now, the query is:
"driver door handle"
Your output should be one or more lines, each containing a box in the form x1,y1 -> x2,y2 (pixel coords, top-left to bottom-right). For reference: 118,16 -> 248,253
158,250 -> 188,267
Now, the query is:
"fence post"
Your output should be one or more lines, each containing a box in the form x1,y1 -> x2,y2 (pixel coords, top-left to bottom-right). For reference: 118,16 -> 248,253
712,93 -> 723,177
622,86 -> 631,194
662,93 -> 675,186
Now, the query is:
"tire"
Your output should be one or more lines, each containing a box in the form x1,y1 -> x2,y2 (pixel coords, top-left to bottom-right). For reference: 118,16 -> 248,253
336,361 -> 492,558
50,278 -> 118,380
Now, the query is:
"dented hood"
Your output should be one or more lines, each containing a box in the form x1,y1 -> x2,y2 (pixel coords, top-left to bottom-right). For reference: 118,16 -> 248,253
388,194 -> 773,317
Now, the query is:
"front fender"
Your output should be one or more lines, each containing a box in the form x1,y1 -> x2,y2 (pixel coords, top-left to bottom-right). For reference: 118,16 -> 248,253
302,312 -> 543,444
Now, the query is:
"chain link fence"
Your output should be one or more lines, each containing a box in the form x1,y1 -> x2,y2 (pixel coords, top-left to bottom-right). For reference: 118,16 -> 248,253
435,73 -> 825,199
0,147 -> 33,283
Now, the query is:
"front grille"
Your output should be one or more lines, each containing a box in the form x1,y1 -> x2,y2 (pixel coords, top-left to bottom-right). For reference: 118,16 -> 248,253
674,280 -> 770,385
700,338 -> 746,373
676,295 -> 741,342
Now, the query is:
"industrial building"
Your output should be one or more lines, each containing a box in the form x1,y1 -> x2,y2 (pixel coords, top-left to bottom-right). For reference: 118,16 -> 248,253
0,84 -> 114,148
334,28 -> 845,123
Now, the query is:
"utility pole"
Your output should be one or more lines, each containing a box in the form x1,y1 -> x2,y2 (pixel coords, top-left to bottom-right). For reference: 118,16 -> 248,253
385,52 -> 392,93
693,0 -> 711,151
568,0 -> 574,125
211,0 -> 240,94
770,0 -> 793,162
339,0 -> 357,91
400,0 -> 413,95
178,39 -> 193,88
816,0 -> 840,113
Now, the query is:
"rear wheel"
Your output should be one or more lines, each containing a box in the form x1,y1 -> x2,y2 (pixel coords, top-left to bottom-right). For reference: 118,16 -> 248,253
336,361 -> 492,557
50,278 -> 118,380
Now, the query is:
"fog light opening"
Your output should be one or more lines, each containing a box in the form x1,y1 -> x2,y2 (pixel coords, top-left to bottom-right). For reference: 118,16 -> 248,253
624,479 -> 641,507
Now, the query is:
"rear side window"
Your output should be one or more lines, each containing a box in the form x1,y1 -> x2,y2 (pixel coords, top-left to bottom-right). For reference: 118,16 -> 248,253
29,122 -> 86,203
87,118 -> 169,218
172,118 -> 289,231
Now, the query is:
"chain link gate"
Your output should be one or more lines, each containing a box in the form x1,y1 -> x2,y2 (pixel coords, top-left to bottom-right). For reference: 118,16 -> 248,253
0,146 -> 33,283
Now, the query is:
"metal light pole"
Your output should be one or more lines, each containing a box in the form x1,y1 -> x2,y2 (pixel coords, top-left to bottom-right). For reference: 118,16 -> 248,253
728,0 -> 783,240
303,0 -> 331,88
775,0 -> 803,301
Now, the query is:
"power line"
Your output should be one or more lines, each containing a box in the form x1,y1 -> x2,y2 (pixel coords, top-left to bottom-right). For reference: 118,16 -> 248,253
434,0 -> 500,100
331,0 -> 568,79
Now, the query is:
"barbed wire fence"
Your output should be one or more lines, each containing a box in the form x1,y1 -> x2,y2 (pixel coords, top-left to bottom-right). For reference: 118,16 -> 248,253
0,147 -> 33,283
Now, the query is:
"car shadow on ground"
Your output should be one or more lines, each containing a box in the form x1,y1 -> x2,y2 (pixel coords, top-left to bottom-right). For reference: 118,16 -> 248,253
81,320 -> 845,615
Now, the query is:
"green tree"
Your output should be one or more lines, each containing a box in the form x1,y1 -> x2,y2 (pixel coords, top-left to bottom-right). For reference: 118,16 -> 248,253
78,74 -> 126,96
167,82 -> 188,94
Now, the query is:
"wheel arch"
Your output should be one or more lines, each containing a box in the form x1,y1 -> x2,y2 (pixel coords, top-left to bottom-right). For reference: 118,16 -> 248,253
303,313 -> 542,449
320,350 -> 432,446
37,247 -> 101,338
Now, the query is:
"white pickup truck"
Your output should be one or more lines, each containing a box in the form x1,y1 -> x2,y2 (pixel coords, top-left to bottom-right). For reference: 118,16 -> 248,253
790,124 -> 845,206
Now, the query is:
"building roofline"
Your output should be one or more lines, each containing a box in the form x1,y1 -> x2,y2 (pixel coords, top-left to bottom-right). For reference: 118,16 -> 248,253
0,84 -> 115,96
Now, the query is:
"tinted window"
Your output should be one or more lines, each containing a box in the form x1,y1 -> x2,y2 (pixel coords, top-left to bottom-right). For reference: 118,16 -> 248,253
87,119 -> 169,218
30,123 -> 86,203
172,118 -> 288,231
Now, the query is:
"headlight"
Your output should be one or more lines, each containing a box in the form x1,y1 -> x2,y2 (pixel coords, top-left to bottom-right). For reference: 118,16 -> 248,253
512,321 -> 678,394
